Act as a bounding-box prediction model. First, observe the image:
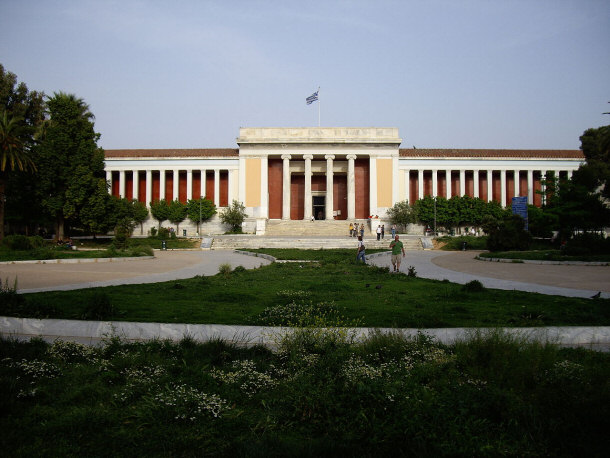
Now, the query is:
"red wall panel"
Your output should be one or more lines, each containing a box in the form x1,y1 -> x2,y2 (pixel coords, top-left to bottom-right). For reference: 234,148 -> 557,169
290,175 -> 304,220
354,159 -> 369,218
334,175 -> 347,220
268,159 -> 283,219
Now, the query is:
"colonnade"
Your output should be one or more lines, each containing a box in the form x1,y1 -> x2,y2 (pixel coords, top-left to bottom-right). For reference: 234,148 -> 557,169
279,153 -> 358,220
402,167 -> 575,206
105,168 -> 234,208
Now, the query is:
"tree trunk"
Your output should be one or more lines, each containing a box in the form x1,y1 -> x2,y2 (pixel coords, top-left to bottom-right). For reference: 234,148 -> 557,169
56,216 -> 65,241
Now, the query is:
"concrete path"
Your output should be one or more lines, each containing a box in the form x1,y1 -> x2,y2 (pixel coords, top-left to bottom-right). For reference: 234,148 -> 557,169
367,250 -> 610,299
1,250 -> 271,293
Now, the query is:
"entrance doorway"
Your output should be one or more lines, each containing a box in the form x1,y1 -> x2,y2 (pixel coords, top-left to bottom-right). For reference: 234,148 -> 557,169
312,196 -> 325,220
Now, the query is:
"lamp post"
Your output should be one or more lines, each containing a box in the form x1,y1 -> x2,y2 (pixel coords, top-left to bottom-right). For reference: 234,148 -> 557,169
434,196 -> 436,237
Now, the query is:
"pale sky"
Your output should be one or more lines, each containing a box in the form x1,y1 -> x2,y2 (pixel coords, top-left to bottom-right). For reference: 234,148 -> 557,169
1,0 -> 609,150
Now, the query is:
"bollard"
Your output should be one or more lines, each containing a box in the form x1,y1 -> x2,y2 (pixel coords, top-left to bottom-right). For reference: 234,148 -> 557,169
161,240 -> 167,250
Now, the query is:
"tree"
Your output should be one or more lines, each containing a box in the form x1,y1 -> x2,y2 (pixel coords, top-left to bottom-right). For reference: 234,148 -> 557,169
34,92 -> 105,240
79,180 -> 115,237
130,200 -> 149,235
186,197 -> 216,234
220,200 -> 247,232
486,214 -> 532,252
0,64 -> 45,239
385,200 -> 415,231
150,199 -> 170,229
579,125 -> 610,198
167,199 -> 187,233
0,111 -> 37,239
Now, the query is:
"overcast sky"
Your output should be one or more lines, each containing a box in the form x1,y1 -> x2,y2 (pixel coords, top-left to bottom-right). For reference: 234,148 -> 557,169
1,0 -> 609,150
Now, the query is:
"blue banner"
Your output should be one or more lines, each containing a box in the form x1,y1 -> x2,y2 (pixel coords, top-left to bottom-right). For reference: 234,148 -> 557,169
511,196 -> 528,230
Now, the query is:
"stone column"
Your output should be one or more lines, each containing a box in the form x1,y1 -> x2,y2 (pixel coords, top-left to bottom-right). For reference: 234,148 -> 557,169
173,169 -> 179,201
514,170 -> 520,197
106,171 -> 112,194
132,170 -> 139,201
473,170 -> 480,198
432,170 -> 438,197
418,169 -> 424,200
186,170 -> 193,201
404,169 -> 410,203
527,170 -> 534,204
282,154 -> 291,220
500,170 -> 507,207
459,169 -> 466,197
303,154 -> 313,220
200,170 -> 206,198
119,170 -> 126,198
567,170 -> 573,180
214,169 -> 220,207
487,170 -> 493,202
145,170 -> 152,206
160,170 -> 166,200
347,155 -> 356,219
261,156 -> 269,218
325,154 -> 335,220
446,169 -> 452,198
541,170 -> 547,205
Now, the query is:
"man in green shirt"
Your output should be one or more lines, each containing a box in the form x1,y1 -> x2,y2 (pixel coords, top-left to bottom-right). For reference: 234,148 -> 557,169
389,235 -> 405,273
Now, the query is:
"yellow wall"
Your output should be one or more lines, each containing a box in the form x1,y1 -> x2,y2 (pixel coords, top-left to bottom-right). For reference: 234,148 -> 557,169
245,158 -> 261,207
376,159 -> 393,207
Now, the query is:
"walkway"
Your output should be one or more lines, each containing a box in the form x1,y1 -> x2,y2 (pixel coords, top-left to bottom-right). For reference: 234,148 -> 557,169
367,250 -> 610,299
1,250 -> 272,293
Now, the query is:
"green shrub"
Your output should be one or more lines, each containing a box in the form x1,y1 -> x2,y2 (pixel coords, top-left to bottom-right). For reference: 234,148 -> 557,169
28,236 -> 45,249
487,214 -> 532,252
218,263 -> 232,279
81,292 -> 114,320
157,227 -> 170,239
2,235 -> 32,251
462,280 -> 486,292
565,233 -> 610,256
0,277 -> 25,310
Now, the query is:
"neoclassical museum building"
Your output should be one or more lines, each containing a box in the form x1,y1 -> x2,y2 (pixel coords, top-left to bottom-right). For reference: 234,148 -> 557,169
104,127 -> 584,235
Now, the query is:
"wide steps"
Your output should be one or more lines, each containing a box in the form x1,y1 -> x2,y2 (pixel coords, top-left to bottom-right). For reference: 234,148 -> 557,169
265,220 -> 374,237
211,236 -> 422,250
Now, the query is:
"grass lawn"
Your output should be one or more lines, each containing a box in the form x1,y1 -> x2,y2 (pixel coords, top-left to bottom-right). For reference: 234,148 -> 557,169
1,331 -> 608,456
5,249 -> 609,327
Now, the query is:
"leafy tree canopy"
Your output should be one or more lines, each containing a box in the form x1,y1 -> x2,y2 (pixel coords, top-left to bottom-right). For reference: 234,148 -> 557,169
34,92 -> 104,240
187,197 -> 216,233
149,199 -> 170,229
386,200 -> 415,229
220,200 -> 247,232
168,199 -> 187,232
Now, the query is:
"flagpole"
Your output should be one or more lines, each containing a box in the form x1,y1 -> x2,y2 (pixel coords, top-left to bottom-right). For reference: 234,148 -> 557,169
318,87 -> 321,127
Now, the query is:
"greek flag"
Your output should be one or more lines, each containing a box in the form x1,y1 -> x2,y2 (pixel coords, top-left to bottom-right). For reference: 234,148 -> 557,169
306,90 -> 319,105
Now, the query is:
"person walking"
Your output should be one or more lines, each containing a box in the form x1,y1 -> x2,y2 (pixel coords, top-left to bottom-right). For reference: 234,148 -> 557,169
356,235 -> 366,262
349,223 -> 354,237
381,224 -> 385,239
360,224 -> 365,238
391,224 -> 396,239
389,235 -> 405,273
376,225 -> 381,241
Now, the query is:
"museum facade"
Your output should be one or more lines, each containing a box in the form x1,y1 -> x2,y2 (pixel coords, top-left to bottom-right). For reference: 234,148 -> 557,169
104,127 -> 584,234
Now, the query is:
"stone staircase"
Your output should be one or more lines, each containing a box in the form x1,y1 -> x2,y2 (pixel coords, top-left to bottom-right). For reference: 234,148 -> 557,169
264,219 -> 374,237
210,234 -> 423,250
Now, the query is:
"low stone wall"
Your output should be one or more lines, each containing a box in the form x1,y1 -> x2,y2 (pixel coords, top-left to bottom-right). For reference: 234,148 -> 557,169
1,316 -> 608,350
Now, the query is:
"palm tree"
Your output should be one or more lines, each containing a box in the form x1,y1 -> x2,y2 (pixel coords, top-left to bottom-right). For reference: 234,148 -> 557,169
0,110 -> 37,239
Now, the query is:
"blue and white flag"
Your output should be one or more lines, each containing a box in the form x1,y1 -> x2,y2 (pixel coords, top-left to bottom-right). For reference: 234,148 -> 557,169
306,90 -> 319,105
